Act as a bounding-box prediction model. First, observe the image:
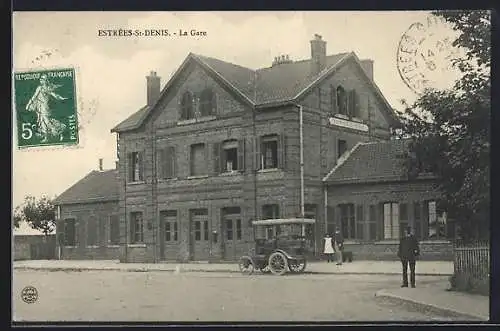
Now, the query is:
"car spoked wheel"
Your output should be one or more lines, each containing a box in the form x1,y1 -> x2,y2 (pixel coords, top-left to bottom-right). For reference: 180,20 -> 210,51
238,256 -> 255,275
268,252 -> 288,276
289,259 -> 307,273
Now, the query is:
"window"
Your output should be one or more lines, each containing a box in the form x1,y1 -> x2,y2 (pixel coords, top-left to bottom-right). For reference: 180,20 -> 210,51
223,140 -> 238,172
304,204 -> 317,219
128,151 -> 143,182
338,139 -> 347,158
180,91 -> 194,120
157,147 -> 176,179
161,210 -> 178,242
64,219 -> 76,246
427,201 -> 447,240
399,203 -> 409,238
339,204 -> 355,239
193,220 -> 208,241
261,136 -> 278,169
199,88 -> 216,117
226,219 -> 233,240
355,205 -> 364,240
109,215 -> 120,245
87,216 -> 98,246
383,203 -> 399,239
368,205 -> 378,240
262,204 -> 280,220
130,212 -> 144,243
190,143 -> 207,176
192,209 -> 208,241
336,86 -> 347,115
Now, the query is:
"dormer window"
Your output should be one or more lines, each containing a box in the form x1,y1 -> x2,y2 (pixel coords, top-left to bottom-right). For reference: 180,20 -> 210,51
199,88 -> 216,117
336,86 -> 347,116
180,91 -> 194,120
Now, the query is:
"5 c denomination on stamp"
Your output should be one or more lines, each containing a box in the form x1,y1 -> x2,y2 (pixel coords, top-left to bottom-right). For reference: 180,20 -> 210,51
397,16 -> 460,94
14,68 -> 79,149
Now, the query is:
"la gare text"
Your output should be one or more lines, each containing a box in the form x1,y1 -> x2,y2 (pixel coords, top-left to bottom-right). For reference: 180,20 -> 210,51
97,29 -> 208,38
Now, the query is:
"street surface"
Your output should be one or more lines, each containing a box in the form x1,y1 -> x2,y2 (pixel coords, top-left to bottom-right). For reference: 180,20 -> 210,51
13,270 -> 461,322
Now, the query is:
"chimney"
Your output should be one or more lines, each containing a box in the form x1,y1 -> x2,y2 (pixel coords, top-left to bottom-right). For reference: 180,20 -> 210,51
98,158 -> 103,171
146,71 -> 161,106
360,59 -> 374,81
310,34 -> 326,76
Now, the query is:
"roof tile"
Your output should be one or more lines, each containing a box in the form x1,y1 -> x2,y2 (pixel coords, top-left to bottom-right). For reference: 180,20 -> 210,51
54,169 -> 119,205
325,139 -> 433,184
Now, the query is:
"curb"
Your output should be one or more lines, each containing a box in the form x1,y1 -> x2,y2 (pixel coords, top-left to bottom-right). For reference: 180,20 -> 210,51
374,290 -> 488,321
13,266 -> 451,277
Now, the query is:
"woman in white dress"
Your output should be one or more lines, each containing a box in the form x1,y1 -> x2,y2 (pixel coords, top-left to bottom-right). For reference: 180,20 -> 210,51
25,74 -> 68,142
323,233 -> 335,263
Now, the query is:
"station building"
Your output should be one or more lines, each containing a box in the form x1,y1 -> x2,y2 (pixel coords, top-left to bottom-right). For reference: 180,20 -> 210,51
54,35 -> 454,262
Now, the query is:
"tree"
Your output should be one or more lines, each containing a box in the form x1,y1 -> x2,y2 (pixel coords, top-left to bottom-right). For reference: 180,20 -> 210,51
13,195 -> 56,235
398,10 -> 490,241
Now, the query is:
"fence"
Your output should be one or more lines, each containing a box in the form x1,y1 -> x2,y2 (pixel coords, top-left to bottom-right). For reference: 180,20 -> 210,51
452,240 -> 490,294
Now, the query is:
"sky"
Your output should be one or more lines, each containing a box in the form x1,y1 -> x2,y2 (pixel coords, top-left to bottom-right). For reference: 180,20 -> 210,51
12,11 -> 464,213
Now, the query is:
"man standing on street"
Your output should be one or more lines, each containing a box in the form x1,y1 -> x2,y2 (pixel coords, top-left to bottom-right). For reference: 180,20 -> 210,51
398,226 -> 420,288
334,227 -> 344,266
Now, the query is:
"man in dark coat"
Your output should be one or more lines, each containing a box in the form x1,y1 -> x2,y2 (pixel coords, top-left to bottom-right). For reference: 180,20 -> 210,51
398,226 -> 420,288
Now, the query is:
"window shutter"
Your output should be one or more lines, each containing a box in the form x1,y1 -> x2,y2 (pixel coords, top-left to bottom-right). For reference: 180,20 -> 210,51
165,146 -> 174,179
327,206 -> 335,234
129,215 -> 134,243
353,90 -> 360,118
238,139 -> 245,172
220,143 -> 226,172
156,149 -> 163,180
169,146 -> 176,178
330,85 -> 337,115
278,134 -> 286,170
138,151 -> 144,181
127,153 -> 133,182
212,91 -> 217,116
178,95 -> 184,120
213,142 -> 221,174
254,137 -> 261,170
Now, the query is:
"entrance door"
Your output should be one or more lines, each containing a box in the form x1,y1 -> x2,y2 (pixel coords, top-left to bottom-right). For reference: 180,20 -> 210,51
190,209 -> 209,261
222,208 -> 243,261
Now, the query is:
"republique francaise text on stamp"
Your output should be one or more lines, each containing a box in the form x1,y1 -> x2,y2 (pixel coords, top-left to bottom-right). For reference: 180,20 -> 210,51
14,68 -> 79,149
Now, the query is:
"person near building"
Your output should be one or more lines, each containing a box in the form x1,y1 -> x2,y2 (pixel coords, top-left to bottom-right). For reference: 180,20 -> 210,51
398,226 -> 420,288
323,233 -> 334,262
334,227 -> 344,265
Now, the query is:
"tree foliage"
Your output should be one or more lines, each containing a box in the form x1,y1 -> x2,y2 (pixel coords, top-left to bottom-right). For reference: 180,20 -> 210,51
399,10 -> 490,240
13,195 -> 56,235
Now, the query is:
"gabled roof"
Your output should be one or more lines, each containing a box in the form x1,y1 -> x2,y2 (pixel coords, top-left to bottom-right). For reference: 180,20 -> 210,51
53,169 -> 119,205
112,51 -> 398,133
323,139 -> 437,185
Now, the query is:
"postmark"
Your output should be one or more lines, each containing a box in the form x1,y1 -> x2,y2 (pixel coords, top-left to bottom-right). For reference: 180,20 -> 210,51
397,15 -> 461,94
21,285 -> 38,304
14,68 -> 79,149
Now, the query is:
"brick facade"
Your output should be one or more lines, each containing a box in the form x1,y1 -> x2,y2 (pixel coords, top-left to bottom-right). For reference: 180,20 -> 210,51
57,201 -> 121,260
115,52 -> 401,263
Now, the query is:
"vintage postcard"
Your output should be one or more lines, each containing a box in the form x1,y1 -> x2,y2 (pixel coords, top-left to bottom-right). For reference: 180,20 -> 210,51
12,11 -> 491,323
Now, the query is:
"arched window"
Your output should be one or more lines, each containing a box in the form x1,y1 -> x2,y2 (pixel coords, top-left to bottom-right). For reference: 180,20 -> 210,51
336,86 -> 347,116
199,88 -> 215,117
180,91 -> 193,120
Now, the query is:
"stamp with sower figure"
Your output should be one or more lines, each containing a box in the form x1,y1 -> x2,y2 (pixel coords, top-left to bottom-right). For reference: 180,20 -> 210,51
14,68 -> 79,148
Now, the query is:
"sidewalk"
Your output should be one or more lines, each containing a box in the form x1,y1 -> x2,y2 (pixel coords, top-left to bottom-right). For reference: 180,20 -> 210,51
375,280 -> 490,321
13,259 -> 453,276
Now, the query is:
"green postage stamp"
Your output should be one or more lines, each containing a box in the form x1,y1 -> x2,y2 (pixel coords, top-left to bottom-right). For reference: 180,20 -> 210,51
14,68 -> 79,148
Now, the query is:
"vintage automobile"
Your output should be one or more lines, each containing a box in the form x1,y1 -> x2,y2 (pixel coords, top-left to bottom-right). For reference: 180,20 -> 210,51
238,218 -> 315,276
